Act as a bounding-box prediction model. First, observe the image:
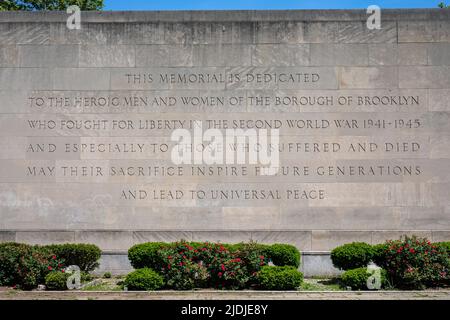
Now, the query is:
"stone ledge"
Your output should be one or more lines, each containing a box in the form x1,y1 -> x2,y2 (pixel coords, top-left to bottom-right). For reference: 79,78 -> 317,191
0,9 -> 449,23
1,290 -> 449,300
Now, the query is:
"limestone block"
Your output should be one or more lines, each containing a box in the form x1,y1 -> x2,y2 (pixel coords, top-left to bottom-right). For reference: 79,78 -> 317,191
19,45 -> 78,67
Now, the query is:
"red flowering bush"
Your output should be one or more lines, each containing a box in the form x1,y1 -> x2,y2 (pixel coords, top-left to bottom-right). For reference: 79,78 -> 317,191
218,258 -> 249,289
0,243 -> 65,290
159,241 -> 210,289
233,242 -> 270,284
379,236 -> 449,289
158,241 -> 264,289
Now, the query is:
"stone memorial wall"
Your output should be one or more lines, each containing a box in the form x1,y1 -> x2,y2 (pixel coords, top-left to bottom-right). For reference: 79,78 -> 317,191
0,10 -> 449,274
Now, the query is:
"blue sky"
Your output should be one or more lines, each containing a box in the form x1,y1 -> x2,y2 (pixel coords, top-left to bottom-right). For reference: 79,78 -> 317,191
104,0 -> 442,11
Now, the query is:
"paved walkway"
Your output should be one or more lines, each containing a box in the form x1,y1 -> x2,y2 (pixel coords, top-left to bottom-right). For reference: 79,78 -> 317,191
1,290 -> 449,300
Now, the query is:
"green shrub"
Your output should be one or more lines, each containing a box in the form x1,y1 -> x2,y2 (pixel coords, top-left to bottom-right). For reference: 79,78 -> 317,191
45,271 -> 69,291
267,244 -> 300,268
0,243 -> 64,290
331,242 -> 374,270
381,236 -> 449,289
44,243 -> 101,272
372,243 -> 389,267
128,242 -> 167,270
103,272 -> 112,279
124,268 -> 164,291
435,242 -> 450,254
256,266 -> 303,290
81,271 -> 94,283
340,267 -> 387,290
222,243 -> 243,252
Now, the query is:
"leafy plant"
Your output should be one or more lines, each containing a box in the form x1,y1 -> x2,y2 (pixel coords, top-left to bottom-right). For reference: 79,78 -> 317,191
128,242 -> 168,270
45,271 -> 69,291
233,242 -> 270,284
372,243 -> 389,266
435,242 -> 450,255
380,236 -> 449,289
44,243 -> 101,272
340,267 -> 388,290
256,266 -> 303,290
267,244 -> 300,268
0,0 -> 103,11
331,242 -> 375,270
159,241 -> 226,289
0,243 -> 65,290
124,268 -> 164,291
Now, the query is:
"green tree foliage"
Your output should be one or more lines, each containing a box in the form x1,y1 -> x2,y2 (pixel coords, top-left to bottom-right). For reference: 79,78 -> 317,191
0,0 -> 103,11
438,2 -> 450,8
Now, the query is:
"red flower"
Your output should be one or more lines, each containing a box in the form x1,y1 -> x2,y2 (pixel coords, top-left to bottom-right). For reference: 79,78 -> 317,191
260,255 -> 264,259
47,266 -> 52,271
218,272 -> 223,277
409,248 -> 415,253
52,255 -> 57,260
168,255 -> 172,259
221,264 -> 225,271
167,264 -> 171,270
179,262 -> 184,266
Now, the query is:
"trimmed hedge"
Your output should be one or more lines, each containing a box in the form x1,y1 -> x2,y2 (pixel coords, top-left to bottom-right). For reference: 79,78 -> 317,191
267,244 -> 300,268
371,243 -> 389,267
124,268 -> 164,291
256,266 -> 303,290
435,242 -> 450,254
341,267 -> 387,290
45,271 -> 69,291
128,242 -> 167,270
331,242 -> 374,270
45,243 -> 101,272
